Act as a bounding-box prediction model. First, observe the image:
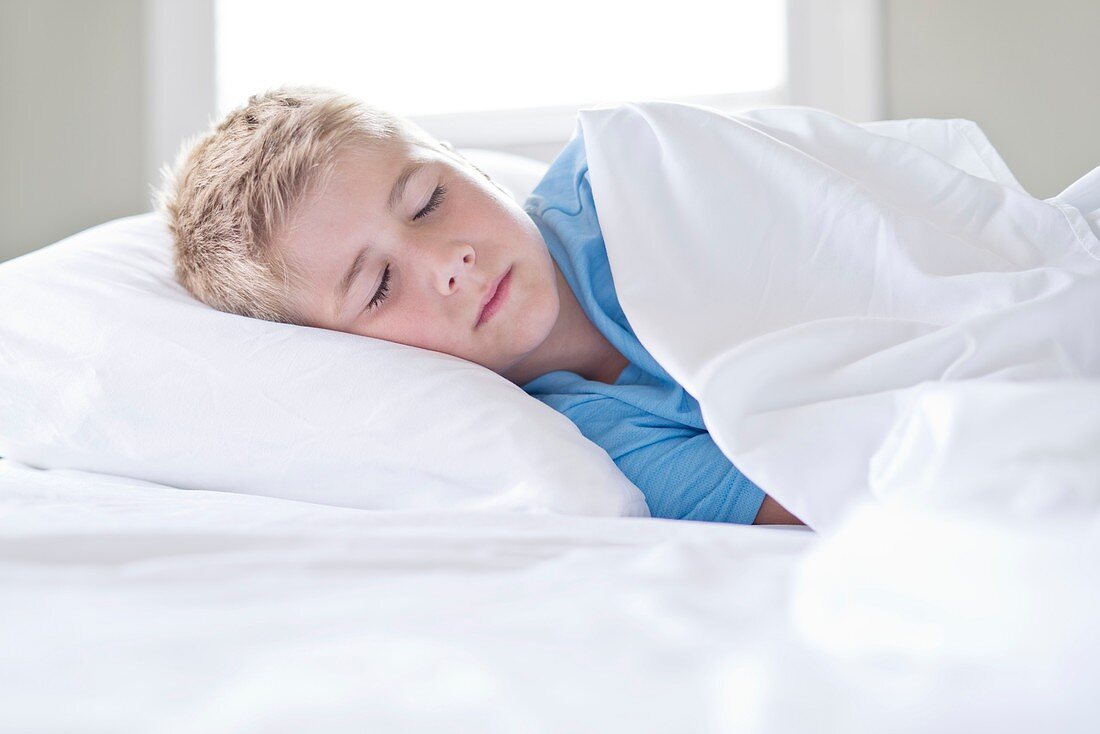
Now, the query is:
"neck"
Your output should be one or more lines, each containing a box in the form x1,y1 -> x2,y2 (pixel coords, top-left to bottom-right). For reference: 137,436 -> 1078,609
501,263 -> 628,386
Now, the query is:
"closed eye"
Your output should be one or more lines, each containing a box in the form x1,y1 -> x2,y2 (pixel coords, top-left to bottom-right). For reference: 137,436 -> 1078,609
366,264 -> 391,312
414,184 -> 447,220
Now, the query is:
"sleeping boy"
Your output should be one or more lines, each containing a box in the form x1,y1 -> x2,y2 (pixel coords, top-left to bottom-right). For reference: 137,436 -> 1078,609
158,86 -> 803,526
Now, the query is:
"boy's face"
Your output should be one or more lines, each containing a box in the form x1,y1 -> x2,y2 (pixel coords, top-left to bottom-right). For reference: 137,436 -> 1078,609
276,138 -> 560,375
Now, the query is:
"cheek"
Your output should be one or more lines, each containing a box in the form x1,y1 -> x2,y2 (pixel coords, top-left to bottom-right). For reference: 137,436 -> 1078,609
373,308 -> 466,356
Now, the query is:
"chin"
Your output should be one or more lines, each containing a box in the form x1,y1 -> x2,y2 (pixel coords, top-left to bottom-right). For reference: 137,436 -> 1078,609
508,311 -> 552,358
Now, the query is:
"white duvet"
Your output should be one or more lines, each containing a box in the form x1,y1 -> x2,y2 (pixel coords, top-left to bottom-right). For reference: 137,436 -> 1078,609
580,101 -> 1100,532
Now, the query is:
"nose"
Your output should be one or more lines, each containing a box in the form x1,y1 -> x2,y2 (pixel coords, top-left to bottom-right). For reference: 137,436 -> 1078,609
430,242 -> 476,296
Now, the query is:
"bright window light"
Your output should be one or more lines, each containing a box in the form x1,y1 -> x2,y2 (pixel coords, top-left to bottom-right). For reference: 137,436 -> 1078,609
215,0 -> 786,118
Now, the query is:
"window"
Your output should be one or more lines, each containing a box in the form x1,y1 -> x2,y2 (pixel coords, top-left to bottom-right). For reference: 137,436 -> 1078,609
215,0 -> 787,149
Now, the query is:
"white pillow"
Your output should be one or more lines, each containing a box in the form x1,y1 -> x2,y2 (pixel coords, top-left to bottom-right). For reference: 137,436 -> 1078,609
454,147 -> 551,203
0,149 -> 649,517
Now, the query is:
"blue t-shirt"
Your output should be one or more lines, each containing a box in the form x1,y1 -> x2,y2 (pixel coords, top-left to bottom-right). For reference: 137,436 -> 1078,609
520,127 -> 766,525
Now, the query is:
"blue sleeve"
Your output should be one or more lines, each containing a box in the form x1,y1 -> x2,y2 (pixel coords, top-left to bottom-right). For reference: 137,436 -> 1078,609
553,393 -> 767,525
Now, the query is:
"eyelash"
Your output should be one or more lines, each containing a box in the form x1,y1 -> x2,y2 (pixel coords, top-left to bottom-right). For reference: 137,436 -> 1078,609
413,183 -> 447,221
367,265 -> 391,311
366,184 -> 447,312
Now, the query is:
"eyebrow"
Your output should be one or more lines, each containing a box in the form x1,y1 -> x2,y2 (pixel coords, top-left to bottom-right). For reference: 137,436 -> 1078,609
334,245 -> 371,315
388,160 -> 427,214
333,160 -> 427,314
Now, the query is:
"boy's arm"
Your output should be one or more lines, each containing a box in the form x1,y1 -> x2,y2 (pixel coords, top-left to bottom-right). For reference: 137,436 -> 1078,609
559,394 -> 770,525
752,495 -> 804,526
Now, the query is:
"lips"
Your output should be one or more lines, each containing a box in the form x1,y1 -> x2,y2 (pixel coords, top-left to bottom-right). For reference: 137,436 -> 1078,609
476,267 -> 512,328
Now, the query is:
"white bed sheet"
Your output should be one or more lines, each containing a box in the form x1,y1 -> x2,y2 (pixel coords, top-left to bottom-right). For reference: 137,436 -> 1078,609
3,459 -> 1098,733
0,459 -> 813,733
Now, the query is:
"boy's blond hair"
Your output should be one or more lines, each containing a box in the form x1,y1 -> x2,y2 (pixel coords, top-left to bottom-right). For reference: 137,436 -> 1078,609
156,86 -> 446,324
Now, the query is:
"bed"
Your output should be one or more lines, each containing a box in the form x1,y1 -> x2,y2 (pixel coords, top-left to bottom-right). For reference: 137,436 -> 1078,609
3,104 -> 1100,732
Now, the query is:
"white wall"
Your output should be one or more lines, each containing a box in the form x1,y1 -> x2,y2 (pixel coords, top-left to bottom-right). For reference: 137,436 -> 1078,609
884,0 -> 1100,198
0,0 -> 148,262
0,0 -> 216,264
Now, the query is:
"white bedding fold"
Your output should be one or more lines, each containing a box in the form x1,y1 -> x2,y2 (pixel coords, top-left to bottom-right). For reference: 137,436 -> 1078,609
580,101 -> 1100,531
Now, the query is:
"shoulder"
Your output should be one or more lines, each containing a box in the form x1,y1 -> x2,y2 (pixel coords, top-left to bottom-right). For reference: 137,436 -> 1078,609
523,125 -> 591,220
524,373 -> 694,440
